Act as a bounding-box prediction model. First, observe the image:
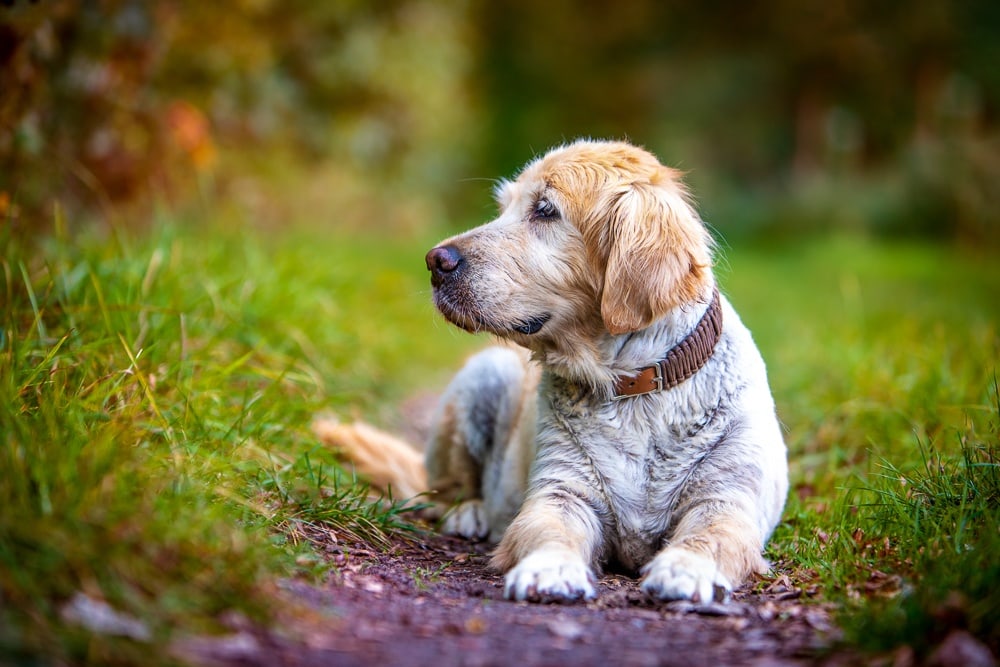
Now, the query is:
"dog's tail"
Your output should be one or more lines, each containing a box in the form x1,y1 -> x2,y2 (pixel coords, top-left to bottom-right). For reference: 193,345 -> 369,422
312,417 -> 428,500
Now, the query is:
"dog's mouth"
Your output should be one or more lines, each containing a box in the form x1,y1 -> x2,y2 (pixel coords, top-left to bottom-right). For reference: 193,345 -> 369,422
434,291 -> 550,337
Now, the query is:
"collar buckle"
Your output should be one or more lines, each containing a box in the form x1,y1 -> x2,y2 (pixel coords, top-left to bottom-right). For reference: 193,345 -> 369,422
611,362 -> 663,401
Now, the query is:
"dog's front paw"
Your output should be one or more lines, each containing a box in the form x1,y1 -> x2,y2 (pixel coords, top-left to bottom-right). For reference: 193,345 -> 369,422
440,500 -> 490,540
640,548 -> 732,603
503,549 -> 597,602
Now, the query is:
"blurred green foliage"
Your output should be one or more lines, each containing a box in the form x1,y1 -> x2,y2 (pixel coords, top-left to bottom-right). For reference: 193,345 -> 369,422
2,0 -> 998,241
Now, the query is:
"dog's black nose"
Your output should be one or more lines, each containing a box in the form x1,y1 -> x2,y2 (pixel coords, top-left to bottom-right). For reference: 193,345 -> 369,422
426,245 -> 463,286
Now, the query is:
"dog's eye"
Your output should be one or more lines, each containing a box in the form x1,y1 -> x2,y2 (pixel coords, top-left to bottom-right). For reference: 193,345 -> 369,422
532,198 -> 559,221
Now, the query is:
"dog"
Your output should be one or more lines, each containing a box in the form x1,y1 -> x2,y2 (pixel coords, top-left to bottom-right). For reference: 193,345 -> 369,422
315,139 -> 788,604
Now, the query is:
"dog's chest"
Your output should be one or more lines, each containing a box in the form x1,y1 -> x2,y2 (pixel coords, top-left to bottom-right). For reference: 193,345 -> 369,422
542,386 -> 725,571
607,410 -> 723,569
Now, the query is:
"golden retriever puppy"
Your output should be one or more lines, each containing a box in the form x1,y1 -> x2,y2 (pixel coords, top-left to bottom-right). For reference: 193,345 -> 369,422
316,139 -> 788,604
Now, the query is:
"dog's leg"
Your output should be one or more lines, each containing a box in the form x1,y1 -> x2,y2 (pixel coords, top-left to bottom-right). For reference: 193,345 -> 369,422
491,490 -> 603,602
640,502 -> 767,603
642,407 -> 786,603
425,346 -> 537,542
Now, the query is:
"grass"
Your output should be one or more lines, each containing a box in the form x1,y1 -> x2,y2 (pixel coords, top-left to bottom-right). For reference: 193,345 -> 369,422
848,429 -> 1000,654
1,206 -> 997,663
0,212 -> 480,664
719,236 -> 1000,658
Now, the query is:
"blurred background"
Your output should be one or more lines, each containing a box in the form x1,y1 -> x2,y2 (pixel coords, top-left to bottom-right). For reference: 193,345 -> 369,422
2,0 -> 998,243
0,0 -> 1000,244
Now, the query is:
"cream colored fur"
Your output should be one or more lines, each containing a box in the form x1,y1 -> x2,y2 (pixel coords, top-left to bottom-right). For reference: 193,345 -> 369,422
315,139 -> 788,604
312,419 -> 427,500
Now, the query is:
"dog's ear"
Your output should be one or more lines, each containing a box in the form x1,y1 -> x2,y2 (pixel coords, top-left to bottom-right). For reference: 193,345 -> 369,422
599,174 -> 712,335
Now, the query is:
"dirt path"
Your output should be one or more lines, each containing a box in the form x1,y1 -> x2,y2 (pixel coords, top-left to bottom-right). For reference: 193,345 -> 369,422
176,393 -> 846,666
177,530 -> 844,667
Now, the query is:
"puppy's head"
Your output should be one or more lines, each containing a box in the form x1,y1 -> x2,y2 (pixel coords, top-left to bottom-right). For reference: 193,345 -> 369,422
427,140 -> 713,345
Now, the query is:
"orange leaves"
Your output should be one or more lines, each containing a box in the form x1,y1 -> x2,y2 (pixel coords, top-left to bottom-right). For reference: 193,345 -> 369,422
165,101 -> 216,171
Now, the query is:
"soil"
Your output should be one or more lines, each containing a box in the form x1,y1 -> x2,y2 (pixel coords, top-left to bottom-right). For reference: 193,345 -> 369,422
174,529 -> 848,667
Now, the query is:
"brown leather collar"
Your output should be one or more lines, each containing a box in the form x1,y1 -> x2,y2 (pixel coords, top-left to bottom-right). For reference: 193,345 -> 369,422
612,287 -> 723,399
